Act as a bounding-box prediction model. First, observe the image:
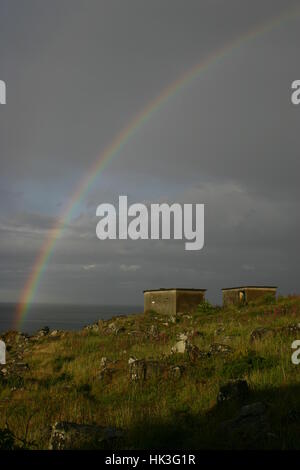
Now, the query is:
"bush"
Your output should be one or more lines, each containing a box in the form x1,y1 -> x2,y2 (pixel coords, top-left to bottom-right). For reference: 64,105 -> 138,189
52,355 -> 74,372
222,351 -> 275,379
197,301 -> 215,314
0,428 -> 17,450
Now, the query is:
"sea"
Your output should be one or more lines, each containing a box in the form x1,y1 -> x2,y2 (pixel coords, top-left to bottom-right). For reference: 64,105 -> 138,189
0,303 -> 143,335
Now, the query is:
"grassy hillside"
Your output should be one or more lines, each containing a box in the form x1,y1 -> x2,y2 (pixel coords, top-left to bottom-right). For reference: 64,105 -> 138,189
1,295 -> 300,449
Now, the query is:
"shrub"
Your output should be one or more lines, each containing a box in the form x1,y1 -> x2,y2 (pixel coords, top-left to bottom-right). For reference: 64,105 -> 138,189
197,301 -> 215,314
0,428 -> 17,450
222,351 -> 275,379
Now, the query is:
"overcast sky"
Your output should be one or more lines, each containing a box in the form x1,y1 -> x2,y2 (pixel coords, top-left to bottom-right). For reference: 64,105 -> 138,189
0,0 -> 300,310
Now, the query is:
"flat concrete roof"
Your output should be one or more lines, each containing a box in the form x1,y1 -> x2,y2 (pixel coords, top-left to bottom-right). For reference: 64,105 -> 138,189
222,286 -> 277,291
143,288 -> 207,293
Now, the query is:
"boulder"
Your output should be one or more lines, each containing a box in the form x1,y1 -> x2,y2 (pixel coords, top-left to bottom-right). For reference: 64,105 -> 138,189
171,340 -> 187,354
49,421 -> 122,450
217,379 -> 249,403
219,402 -> 269,445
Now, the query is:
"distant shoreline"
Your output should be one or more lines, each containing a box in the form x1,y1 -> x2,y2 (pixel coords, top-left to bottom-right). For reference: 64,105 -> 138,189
0,303 -> 143,335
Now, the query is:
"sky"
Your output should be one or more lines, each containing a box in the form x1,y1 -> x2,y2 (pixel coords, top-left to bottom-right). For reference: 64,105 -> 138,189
0,0 -> 300,310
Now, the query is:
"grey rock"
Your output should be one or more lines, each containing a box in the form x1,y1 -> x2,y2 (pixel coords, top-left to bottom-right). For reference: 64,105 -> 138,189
209,343 -> 233,355
171,340 -> 187,354
36,326 -> 50,337
186,343 -> 210,362
177,333 -> 188,341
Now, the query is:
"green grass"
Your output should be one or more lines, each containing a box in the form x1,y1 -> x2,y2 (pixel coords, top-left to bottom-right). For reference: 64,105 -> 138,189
1,295 -> 300,449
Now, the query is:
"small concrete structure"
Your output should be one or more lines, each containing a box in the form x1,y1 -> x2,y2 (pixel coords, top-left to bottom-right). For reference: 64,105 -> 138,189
144,288 -> 206,315
222,286 -> 277,307
0,339 -> 6,365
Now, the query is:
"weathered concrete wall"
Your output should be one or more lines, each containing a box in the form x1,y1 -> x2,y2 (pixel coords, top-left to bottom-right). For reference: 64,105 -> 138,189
176,290 -> 206,313
144,289 -> 206,315
144,290 -> 177,315
223,287 -> 277,307
245,288 -> 276,303
222,290 -> 241,307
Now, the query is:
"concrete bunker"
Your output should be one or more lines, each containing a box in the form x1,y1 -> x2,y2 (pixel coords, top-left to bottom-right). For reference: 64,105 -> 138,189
144,288 -> 206,315
222,286 -> 277,307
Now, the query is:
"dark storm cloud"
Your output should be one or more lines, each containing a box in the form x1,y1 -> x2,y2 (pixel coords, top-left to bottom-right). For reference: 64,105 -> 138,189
0,0 -> 300,305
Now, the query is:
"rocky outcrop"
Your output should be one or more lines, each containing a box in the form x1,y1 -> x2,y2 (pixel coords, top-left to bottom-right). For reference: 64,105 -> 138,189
49,421 -> 122,450
219,402 -> 270,445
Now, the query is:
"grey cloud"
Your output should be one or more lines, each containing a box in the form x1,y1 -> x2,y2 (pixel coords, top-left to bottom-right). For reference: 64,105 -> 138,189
0,0 -> 299,307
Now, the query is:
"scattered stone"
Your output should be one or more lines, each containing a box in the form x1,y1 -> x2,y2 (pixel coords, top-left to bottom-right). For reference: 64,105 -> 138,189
100,357 -> 108,368
128,359 -> 147,381
217,379 -> 249,403
98,368 -> 114,382
209,343 -> 233,355
49,421 -> 122,450
171,340 -> 187,354
50,330 -> 59,337
169,365 -> 184,379
108,323 -> 125,335
280,323 -> 300,335
149,325 -> 159,338
84,323 -> 99,332
186,343 -> 209,362
35,326 -> 50,338
214,326 -> 225,336
128,356 -> 137,365
250,327 -> 274,342
177,333 -> 188,342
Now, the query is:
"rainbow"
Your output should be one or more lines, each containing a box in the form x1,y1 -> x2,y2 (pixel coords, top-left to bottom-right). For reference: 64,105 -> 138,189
14,5 -> 300,329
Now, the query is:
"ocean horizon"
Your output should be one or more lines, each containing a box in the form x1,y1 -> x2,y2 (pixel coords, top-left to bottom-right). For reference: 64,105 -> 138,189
0,302 -> 143,334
